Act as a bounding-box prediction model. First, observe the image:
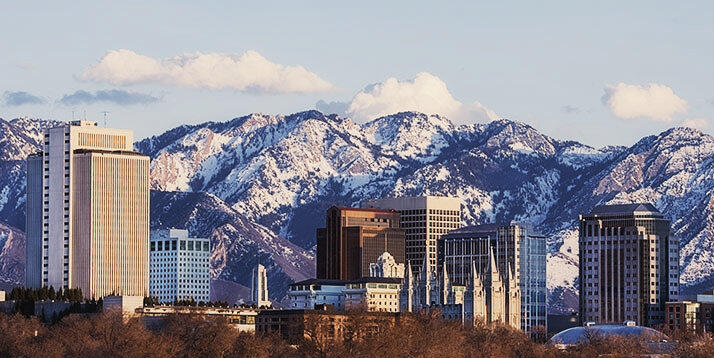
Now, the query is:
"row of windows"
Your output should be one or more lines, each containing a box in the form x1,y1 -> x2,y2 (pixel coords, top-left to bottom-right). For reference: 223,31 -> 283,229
150,240 -> 209,252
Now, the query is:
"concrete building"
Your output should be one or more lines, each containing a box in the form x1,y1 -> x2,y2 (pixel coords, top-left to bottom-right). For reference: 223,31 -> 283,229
362,196 -> 462,276
103,295 -> 145,315
251,264 -> 271,308
578,203 -> 678,327
437,223 -> 546,334
26,121 -> 149,298
316,206 -> 405,280
138,306 -> 258,332
256,309 -> 398,346
369,251 -> 405,278
288,277 -> 402,313
149,229 -> 210,303
288,279 -> 347,310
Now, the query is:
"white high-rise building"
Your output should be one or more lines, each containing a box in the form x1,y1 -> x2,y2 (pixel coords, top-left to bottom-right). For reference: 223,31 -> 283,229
26,121 -> 149,298
362,196 -> 462,275
150,229 -> 211,303
252,264 -> 271,307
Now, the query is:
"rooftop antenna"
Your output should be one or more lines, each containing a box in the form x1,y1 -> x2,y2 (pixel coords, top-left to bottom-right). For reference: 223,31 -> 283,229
71,110 -> 75,121
100,111 -> 110,127
83,109 -> 87,121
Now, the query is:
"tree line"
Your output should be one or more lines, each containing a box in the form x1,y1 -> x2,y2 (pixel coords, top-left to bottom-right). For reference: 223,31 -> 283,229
0,309 -> 712,357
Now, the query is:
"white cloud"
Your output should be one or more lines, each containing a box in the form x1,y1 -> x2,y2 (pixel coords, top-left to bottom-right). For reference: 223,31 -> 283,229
80,49 -> 334,94
682,118 -> 709,130
602,82 -> 688,121
338,72 -> 498,124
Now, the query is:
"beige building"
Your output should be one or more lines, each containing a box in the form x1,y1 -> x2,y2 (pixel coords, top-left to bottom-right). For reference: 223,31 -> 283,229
362,196 -> 462,275
26,121 -> 149,298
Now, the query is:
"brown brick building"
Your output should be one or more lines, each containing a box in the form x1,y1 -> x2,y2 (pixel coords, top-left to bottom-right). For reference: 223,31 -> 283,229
316,206 -> 405,280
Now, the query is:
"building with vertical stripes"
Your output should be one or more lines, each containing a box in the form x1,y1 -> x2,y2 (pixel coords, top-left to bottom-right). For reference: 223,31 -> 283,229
578,203 -> 678,327
26,120 -> 149,299
316,206 -> 405,280
361,196 -> 462,277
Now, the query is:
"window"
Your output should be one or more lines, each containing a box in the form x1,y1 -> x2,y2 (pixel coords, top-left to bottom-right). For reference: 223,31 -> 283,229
203,241 -> 209,251
180,241 -> 186,250
188,241 -> 194,251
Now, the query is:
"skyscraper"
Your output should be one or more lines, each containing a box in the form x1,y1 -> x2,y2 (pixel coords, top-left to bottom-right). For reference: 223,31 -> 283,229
316,206 -> 405,280
361,196 -> 462,275
579,203 -> 679,327
437,223 -> 546,333
149,229 -> 211,303
252,264 -> 271,308
26,121 -> 149,298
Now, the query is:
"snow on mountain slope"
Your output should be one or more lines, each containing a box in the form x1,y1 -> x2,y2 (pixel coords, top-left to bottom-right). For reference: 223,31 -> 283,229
1,113 -> 713,312
150,190 -> 314,303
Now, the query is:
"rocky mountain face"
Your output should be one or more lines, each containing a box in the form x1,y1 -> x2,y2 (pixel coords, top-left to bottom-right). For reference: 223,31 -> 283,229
1,112 -> 713,310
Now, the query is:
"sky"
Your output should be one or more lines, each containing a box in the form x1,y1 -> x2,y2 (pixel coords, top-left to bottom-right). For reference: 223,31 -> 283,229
1,1 -> 713,147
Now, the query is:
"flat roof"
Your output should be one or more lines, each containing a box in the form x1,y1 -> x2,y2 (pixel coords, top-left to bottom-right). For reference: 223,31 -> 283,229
589,203 -> 661,215
332,206 -> 398,214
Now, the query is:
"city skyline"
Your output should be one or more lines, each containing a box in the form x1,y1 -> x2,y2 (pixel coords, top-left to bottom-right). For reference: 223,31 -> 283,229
2,1 -> 714,148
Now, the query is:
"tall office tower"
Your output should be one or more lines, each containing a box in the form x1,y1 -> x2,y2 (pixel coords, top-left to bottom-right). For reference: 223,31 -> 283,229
149,229 -> 211,303
361,196 -> 461,276
25,121 -> 149,298
252,264 -> 271,308
579,204 -> 678,327
316,206 -> 406,280
438,223 -> 547,334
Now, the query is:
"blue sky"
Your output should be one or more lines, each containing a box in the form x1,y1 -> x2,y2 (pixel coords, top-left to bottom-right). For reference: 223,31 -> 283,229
2,1 -> 712,147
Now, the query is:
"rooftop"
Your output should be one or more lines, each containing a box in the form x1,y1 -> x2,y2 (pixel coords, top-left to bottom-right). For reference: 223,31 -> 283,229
549,323 -> 669,347
589,203 -> 661,216
331,206 -> 399,214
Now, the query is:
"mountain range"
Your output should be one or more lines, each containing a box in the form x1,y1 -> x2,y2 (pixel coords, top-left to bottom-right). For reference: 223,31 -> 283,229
0,111 -> 712,311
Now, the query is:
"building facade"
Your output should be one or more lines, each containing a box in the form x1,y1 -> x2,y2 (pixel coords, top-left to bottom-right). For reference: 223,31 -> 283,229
139,306 -> 258,332
578,203 -> 679,327
437,223 -> 546,334
402,253 -> 521,329
362,196 -> 462,276
316,206 -> 405,280
287,276 -> 402,313
26,121 -> 149,298
252,264 -> 271,308
149,229 -> 210,303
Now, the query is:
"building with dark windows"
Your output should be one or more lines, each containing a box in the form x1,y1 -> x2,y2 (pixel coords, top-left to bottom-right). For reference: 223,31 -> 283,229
578,203 -> 679,327
437,223 -> 547,335
362,196 -> 462,277
149,228 -> 210,303
316,206 -> 405,280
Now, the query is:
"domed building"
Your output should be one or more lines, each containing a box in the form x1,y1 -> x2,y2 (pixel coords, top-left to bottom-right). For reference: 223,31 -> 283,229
549,321 -> 670,349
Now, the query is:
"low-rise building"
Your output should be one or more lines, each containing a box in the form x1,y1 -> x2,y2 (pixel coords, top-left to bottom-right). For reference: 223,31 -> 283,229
256,309 -> 398,345
137,306 -> 258,332
288,277 -> 403,313
344,277 -> 402,312
103,295 -> 144,315
288,279 -> 346,310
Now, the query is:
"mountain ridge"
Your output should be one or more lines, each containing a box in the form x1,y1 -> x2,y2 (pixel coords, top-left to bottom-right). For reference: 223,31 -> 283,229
0,112 -> 712,309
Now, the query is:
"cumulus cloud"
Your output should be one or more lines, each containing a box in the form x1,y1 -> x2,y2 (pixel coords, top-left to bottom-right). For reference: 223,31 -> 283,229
324,72 -> 498,124
681,118 -> 709,130
3,91 -> 45,106
59,89 -> 160,106
80,49 -> 334,94
315,100 -> 349,115
602,82 -> 688,121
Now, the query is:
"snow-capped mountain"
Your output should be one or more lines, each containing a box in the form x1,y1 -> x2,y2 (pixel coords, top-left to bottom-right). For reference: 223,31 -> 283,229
1,111 -> 713,309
